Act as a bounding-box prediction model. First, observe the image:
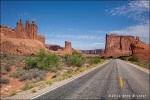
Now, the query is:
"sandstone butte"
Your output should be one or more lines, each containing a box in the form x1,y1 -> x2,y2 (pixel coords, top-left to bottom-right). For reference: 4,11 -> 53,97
0,19 -> 47,55
45,41 -> 74,55
0,19 -> 74,55
103,34 -> 150,61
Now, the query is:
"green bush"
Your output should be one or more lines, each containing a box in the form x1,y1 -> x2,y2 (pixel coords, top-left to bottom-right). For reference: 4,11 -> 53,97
120,57 -> 127,61
128,55 -> 139,62
64,51 -> 85,67
25,57 -> 37,69
91,57 -> 101,65
24,49 -> 60,71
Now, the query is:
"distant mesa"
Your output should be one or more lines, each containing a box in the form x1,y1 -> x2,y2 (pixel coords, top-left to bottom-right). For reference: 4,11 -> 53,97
46,41 -> 74,55
82,49 -> 104,55
102,34 -> 150,61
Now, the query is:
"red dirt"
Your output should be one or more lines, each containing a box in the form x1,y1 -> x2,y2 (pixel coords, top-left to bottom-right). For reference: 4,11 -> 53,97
1,66 -> 25,98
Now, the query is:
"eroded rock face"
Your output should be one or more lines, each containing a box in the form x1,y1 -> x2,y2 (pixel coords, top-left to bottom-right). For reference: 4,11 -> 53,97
63,41 -> 73,54
103,34 -> 149,61
0,19 -> 46,55
0,38 -> 46,55
131,39 -> 150,61
0,19 -> 45,44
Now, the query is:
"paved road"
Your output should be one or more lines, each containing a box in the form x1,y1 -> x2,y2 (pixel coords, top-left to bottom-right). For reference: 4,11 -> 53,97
34,59 -> 149,99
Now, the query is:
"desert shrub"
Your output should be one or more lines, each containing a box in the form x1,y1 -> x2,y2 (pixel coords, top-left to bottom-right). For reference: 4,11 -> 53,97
19,69 -> 46,81
120,57 -> 127,61
25,49 -> 60,71
1,78 -> 10,84
24,57 -> 37,69
91,57 -> 101,65
128,55 -> 139,62
37,50 -> 60,70
46,79 -> 53,85
64,51 -> 85,67
19,75 -> 29,81
22,81 -> 34,91
4,65 -> 11,72
31,89 -> 36,93
10,70 -> 25,78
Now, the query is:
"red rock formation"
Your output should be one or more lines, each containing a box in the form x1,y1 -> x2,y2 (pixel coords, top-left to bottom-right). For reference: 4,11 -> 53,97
0,19 -> 47,55
57,41 -> 73,54
63,41 -> 73,54
131,39 -> 150,61
82,49 -> 104,55
45,44 -> 63,51
0,19 -> 45,44
0,38 -> 46,55
46,41 -> 73,55
103,34 -> 150,61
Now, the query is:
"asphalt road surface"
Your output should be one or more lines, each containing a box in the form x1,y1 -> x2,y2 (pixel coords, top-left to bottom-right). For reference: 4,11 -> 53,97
34,59 -> 149,99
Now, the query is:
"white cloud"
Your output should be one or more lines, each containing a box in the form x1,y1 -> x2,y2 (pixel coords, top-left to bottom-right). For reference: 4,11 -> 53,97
45,34 -> 102,40
109,1 -> 149,22
108,23 -> 149,43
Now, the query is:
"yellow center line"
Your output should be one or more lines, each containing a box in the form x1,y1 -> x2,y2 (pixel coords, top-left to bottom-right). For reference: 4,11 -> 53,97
120,76 -> 124,87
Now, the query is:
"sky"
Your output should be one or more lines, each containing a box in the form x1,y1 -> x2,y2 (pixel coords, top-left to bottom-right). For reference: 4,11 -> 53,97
1,0 -> 149,50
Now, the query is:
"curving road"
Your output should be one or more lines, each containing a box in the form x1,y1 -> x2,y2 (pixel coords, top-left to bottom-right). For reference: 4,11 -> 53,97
33,59 -> 149,100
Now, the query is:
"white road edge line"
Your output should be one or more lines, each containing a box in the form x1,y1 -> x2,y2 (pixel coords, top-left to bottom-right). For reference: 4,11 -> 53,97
30,61 -> 110,100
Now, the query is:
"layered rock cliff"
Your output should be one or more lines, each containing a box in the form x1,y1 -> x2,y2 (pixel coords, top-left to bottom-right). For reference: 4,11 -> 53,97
0,19 -> 46,55
0,19 -> 45,43
103,34 -> 149,61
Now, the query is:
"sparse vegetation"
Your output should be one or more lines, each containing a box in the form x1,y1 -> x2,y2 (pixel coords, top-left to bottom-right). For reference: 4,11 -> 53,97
4,65 -> 11,72
1,78 -> 10,84
22,81 -> 34,91
128,55 -> 139,62
46,79 -> 53,85
25,49 -> 60,71
31,89 -> 36,93
91,57 -> 101,64
0,51 -> 108,97
64,51 -> 86,67
9,91 -> 16,96
120,56 -> 127,61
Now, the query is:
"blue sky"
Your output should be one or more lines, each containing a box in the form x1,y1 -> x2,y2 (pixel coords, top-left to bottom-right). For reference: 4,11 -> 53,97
1,1 -> 149,50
